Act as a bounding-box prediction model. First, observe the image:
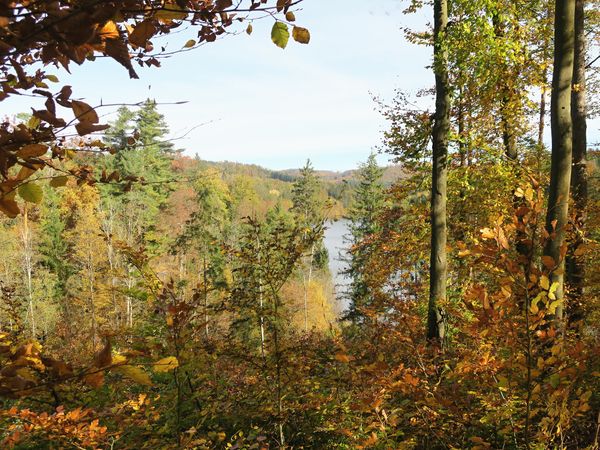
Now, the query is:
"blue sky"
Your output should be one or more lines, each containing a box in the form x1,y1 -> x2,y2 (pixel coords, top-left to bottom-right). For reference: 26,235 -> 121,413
4,0 -> 597,171
5,0 -> 432,171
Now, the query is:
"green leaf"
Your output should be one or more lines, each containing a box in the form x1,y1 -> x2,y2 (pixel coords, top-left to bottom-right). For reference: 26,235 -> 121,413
549,373 -> 560,388
271,22 -> 289,49
46,74 -> 59,83
18,183 -> 43,204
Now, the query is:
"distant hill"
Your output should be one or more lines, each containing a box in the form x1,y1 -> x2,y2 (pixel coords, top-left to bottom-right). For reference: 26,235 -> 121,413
275,164 -> 407,185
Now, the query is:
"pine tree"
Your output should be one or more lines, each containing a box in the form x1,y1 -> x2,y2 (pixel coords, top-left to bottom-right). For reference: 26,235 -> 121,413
344,154 -> 385,322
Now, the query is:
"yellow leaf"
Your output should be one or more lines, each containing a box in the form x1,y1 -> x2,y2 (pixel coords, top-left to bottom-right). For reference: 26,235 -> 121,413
153,356 -> 179,373
480,227 -> 494,239
539,275 -> 550,290
98,20 -> 120,40
114,365 -> 152,386
183,39 -> 195,48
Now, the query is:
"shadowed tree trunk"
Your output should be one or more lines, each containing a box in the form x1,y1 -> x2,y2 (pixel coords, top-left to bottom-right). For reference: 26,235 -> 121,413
544,0 -> 575,322
566,0 -> 587,322
427,0 -> 450,344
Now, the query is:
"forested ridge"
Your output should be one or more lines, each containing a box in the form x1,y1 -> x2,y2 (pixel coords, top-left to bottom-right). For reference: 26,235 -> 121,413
0,0 -> 599,449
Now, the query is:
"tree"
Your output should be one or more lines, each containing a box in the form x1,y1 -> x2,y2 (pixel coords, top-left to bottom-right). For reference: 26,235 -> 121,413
291,159 -> 327,331
567,0 -> 588,317
544,0 -> 575,322
427,0 -> 451,344
344,153 -> 385,322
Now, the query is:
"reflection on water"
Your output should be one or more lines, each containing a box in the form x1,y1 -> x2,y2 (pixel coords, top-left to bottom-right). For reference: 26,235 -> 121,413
323,219 -> 351,313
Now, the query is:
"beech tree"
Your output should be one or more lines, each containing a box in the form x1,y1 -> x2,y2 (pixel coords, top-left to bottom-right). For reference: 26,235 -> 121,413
544,0 -> 575,321
427,0 -> 450,344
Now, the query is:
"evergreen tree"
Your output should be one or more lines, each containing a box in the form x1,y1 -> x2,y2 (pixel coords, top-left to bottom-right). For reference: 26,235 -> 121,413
102,100 -> 176,249
344,153 -> 385,322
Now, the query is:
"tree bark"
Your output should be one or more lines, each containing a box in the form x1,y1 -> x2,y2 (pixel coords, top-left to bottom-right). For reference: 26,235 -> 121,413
566,0 -> 587,321
427,0 -> 450,344
544,0 -> 575,322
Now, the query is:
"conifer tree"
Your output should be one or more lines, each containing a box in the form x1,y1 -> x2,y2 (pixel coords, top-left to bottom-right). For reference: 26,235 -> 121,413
344,154 -> 385,322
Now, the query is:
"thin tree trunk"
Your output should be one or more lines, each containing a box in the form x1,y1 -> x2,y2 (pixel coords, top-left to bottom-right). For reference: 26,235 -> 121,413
544,0 -> 575,322
427,0 -> 450,344
20,207 -> 36,337
303,242 -> 314,332
493,12 -> 517,160
566,0 -> 587,322
203,256 -> 209,339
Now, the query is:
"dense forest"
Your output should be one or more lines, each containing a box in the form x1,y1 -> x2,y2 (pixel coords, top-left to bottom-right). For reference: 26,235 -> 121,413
0,0 -> 599,449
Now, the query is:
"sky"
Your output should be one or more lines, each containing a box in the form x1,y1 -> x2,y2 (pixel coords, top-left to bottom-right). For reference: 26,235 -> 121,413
4,1 -> 597,171
4,0 -> 433,171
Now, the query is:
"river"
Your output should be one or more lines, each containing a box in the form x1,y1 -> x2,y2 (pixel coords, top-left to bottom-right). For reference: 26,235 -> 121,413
323,219 -> 351,314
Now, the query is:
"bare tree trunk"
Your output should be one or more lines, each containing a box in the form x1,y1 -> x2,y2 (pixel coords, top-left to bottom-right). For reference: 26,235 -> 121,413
257,236 -> 266,359
566,0 -> 587,322
544,0 -> 575,322
303,242 -> 314,332
20,207 -> 36,337
88,249 -> 98,349
427,0 -> 450,344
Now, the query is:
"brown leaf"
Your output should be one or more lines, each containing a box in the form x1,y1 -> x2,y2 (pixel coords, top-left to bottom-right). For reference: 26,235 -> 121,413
72,100 -> 98,123
94,339 -> 112,368
0,198 -> 19,217
129,20 -> 156,48
75,122 -> 110,136
105,39 -> 138,79
17,144 -> 48,158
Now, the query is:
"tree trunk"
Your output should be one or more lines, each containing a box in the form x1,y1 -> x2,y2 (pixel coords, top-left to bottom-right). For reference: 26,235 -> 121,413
566,0 -> 587,321
544,0 -> 575,322
427,0 -> 450,344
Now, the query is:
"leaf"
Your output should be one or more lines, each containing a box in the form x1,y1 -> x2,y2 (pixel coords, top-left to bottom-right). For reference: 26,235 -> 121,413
480,227 -> 494,239
183,39 -> 196,48
17,143 -> 48,158
246,24 -> 253,35
98,20 -> 120,40
114,365 -> 153,386
75,122 -> 110,136
292,26 -> 310,44
153,356 -> 179,373
49,176 -> 68,188
541,255 -> 555,269
18,183 -> 43,204
72,100 -> 98,124
155,3 -> 188,21
46,74 -> 59,83
271,22 -> 289,49
548,281 -> 559,300
335,352 -> 351,363
105,38 -> 138,79
549,373 -> 560,388
129,20 -> 156,47
548,299 -> 562,315
285,11 -> 296,22
216,0 -> 233,9
0,198 -> 20,217
539,275 -> 550,290
84,371 -> 105,388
